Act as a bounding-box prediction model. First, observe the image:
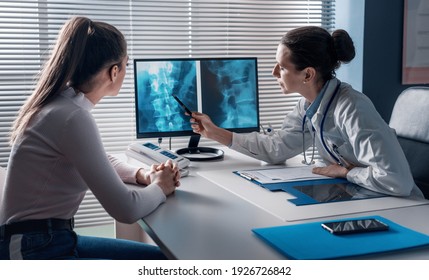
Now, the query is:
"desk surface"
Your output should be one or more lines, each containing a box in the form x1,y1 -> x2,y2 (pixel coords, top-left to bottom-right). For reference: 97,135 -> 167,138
124,148 -> 429,260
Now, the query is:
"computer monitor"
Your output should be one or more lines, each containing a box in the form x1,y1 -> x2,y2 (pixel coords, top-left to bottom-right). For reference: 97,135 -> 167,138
133,57 -> 260,160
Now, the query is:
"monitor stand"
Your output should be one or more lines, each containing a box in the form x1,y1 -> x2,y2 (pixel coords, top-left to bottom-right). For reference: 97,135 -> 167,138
175,135 -> 224,161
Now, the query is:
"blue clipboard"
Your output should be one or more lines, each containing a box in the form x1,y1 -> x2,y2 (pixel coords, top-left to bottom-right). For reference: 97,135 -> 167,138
252,216 -> 429,259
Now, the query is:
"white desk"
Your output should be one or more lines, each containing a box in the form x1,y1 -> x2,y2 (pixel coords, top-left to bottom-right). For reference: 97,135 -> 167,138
124,148 -> 429,260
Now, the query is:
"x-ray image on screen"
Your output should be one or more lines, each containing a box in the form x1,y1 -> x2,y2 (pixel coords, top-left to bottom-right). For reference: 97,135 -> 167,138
200,59 -> 258,129
134,57 -> 259,139
134,60 -> 198,135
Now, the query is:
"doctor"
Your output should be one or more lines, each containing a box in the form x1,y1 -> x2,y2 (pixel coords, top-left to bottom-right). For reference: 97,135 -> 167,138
190,26 -> 423,198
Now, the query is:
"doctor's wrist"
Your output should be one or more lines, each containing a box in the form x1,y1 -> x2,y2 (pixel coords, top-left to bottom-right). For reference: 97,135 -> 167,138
340,167 -> 349,178
209,128 -> 233,146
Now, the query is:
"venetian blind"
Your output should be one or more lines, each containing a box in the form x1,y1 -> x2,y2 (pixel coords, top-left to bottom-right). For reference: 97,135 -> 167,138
0,0 -> 335,228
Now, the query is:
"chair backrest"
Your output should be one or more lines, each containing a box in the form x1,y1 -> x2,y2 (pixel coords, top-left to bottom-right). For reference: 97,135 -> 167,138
389,87 -> 429,198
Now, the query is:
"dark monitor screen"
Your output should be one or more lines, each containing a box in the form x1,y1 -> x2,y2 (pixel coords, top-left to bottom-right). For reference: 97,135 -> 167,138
133,57 -> 260,139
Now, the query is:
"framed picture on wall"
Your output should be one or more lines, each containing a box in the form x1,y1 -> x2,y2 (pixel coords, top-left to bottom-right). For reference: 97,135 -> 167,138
402,0 -> 429,84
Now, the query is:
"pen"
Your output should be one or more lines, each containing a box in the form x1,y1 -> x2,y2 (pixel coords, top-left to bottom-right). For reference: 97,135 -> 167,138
238,172 -> 259,181
332,144 -> 349,168
172,94 -> 192,115
260,124 -> 266,135
267,123 -> 273,134
260,123 -> 274,135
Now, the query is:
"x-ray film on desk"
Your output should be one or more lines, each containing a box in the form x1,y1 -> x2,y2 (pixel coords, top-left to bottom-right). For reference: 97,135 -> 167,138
234,166 -> 386,206
198,168 -> 429,221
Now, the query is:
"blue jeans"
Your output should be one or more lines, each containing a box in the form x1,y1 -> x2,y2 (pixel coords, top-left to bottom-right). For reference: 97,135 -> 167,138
0,229 -> 167,260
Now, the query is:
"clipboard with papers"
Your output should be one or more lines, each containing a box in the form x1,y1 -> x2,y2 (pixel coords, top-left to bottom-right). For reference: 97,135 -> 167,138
235,166 -> 331,182
233,166 -> 386,205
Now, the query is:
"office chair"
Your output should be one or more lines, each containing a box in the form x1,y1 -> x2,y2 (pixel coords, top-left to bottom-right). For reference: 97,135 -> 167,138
389,87 -> 429,199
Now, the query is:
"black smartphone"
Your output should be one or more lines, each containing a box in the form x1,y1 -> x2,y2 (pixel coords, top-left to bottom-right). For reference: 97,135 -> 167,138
172,95 -> 192,115
321,218 -> 389,235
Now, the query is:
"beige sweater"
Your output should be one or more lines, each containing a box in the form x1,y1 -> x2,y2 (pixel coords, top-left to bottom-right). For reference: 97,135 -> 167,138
0,88 -> 166,225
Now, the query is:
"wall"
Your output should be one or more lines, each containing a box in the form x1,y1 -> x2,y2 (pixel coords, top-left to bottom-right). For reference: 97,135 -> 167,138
362,0 -> 428,122
335,0 -> 365,92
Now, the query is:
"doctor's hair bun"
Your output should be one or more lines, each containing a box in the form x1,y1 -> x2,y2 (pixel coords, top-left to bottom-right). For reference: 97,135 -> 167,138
332,29 -> 355,64
280,26 -> 356,82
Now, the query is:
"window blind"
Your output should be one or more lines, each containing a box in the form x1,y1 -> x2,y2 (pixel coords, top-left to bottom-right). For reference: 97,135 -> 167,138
0,0 -> 335,228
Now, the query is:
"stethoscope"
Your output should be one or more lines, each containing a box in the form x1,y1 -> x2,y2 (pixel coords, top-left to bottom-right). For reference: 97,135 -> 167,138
301,81 -> 343,166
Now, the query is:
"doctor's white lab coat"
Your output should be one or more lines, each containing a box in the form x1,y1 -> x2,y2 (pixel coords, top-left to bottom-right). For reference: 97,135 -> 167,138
231,78 -> 423,198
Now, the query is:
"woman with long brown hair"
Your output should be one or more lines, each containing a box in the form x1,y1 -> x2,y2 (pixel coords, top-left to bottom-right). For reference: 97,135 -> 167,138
0,17 -> 180,260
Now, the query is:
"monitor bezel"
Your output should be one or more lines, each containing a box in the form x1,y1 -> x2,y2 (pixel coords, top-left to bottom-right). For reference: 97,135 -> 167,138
133,56 -> 260,139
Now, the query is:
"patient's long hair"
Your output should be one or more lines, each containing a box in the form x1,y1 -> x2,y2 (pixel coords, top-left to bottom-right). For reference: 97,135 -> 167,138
10,16 -> 127,144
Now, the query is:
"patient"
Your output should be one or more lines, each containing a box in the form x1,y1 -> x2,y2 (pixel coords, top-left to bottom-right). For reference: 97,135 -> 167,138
0,16 -> 180,260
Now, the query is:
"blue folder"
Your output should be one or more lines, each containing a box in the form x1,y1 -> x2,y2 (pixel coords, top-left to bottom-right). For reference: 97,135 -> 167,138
252,216 -> 429,259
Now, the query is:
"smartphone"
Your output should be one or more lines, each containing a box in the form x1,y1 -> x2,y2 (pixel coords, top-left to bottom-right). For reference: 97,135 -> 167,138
321,218 -> 389,235
172,95 -> 192,115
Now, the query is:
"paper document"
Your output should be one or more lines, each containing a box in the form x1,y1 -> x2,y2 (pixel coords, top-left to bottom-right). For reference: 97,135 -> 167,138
236,166 -> 331,185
